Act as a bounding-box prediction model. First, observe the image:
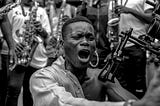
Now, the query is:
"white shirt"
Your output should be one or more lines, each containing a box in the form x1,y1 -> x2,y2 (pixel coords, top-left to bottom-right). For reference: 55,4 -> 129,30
119,0 -> 154,47
8,5 -> 51,68
51,4 -> 76,37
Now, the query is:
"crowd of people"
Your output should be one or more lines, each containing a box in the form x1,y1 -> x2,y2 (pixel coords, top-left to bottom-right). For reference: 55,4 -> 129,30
0,0 -> 160,106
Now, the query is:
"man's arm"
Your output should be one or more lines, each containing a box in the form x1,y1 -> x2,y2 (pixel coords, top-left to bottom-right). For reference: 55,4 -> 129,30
103,78 -> 138,101
123,7 -> 153,24
0,15 -> 14,50
116,1 -> 154,24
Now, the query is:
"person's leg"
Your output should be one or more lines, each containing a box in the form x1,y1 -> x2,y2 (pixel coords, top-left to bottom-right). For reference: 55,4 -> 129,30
5,65 -> 25,106
116,45 -> 146,99
133,46 -> 147,98
23,66 -> 37,106
115,47 -> 133,94
0,54 -> 9,106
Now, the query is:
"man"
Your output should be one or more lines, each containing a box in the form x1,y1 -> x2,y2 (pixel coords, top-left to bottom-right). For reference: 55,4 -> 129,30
5,0 -> 51,106
0,0 -> 17,106
112,0 -> 154,98
29,16 -> 143,106
76,0 -> 111,69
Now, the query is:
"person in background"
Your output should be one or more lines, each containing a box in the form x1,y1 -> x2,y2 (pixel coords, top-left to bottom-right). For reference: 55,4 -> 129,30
45,0 -> 77,66
5,0 -> 51,106
112,0 -> 154,99
0,0 -> 17,106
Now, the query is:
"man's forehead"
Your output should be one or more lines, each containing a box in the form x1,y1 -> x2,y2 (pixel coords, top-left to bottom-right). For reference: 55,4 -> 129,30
68,21 -> 94,31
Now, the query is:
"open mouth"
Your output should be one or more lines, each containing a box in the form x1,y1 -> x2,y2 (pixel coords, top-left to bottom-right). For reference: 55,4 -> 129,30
78,49 -> 90,63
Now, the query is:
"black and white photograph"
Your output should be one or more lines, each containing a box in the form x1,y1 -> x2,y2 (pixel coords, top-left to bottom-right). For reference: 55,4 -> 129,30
0,0 -> 160,106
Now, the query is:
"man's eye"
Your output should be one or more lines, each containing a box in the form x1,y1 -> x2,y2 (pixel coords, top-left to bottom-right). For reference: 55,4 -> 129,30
87,34 -> 95,41
89,36 -> 95,41
72,33 -> 83,40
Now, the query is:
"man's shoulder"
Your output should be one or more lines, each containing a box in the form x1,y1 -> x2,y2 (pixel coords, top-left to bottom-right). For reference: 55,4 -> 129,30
31,66 -> 57,78
32,57 -> 65,79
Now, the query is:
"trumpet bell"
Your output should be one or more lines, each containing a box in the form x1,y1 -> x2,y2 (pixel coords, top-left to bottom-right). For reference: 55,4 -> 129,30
108,18 -> 119,26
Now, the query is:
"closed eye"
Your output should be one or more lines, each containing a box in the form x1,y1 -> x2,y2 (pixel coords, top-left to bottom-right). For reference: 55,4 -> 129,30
86,33 -> 95,41
72,33 -> 83,40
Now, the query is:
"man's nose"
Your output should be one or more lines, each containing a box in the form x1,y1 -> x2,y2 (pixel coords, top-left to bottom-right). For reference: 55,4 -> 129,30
80,37 -> 89,46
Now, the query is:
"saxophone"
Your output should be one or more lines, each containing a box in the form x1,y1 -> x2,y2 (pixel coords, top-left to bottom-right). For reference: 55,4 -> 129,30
108,0 -> 120,49
15,1 -> 39,67
46,0 -> 67,58
0,0 -> 20,18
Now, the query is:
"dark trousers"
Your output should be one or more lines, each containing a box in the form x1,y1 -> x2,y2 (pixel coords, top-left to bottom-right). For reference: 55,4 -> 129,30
0,54 -> 9,106
23,66 -> 36,106
116,45 -> 147,99
5,65 -> 37,106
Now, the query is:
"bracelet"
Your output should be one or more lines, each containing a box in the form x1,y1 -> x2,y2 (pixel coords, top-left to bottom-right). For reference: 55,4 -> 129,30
124,99 -> 136,106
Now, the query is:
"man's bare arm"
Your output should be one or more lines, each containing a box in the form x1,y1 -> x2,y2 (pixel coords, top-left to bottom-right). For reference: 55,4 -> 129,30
0,15 -> 14,50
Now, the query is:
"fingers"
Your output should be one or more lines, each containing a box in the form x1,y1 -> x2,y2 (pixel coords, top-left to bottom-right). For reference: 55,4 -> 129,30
115,5 -> 126,14
9,54 -> 14,64
8,51 -> 17,71
9,63 -> 17,71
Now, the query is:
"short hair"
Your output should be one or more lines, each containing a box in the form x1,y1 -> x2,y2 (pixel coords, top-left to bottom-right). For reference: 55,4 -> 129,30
62,16 -> 93,40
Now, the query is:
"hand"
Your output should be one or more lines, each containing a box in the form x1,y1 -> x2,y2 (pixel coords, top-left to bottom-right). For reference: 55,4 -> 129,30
47,36 -> 57,48
9,43 -> 25,71
8,48 -> 17,71
115,5 -> 132,14
33,20 -> 48,39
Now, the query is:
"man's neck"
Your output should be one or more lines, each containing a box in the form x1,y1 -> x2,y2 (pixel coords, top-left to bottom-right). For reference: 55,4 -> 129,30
65,60 -> 88,84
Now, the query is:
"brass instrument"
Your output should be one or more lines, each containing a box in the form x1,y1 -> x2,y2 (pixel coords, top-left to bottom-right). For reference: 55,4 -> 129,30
108,0 -> 120,27
98,28 -> 133,82
108,0 -> 128,49
46,0 -> 67,58
56,0 -> 66,42
0,0 -> 20,18
108,0 -> 120,49
14,1 -> 39,67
